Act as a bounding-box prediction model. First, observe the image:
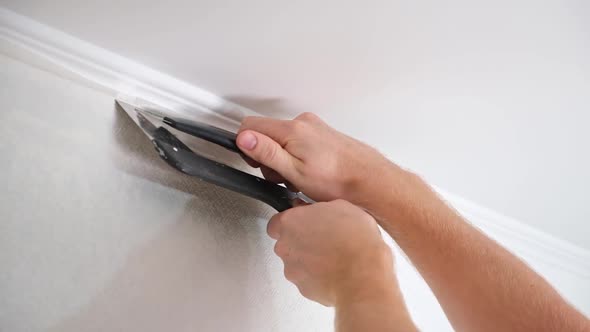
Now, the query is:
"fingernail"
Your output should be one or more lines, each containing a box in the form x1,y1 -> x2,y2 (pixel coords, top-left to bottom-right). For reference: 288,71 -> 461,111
238,131 -> 257,150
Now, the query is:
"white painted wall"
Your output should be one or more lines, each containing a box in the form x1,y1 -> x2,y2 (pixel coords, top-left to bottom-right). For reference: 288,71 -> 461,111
0,54 -> 336,332
2,0 -> 588,248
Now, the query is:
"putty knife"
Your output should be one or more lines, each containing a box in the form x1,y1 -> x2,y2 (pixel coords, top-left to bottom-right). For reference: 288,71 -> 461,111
116,96 -> 297,211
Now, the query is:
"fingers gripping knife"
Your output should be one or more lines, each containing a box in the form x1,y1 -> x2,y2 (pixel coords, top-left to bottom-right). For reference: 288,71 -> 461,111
116,97 -> 298,211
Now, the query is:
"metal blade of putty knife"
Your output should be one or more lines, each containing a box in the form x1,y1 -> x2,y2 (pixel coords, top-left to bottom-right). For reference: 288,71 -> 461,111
114,94 -> 297,211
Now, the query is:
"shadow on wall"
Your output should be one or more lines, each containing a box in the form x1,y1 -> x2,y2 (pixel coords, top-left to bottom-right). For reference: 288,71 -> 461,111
49,104 -> 279,331
224,95 -> 300,120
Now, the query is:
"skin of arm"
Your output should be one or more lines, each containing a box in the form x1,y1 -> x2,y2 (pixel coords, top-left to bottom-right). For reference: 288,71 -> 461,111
236,112 -> 590,332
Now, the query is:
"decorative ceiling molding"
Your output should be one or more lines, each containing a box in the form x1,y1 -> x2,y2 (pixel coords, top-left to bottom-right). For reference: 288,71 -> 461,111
435,187 -> 590,278
0,7 -> 257,129
2,6 -> 588,279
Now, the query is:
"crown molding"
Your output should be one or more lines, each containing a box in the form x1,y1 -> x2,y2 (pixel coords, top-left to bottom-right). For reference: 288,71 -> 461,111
0,7 -> 258,128
1,7 -> 588,278
435,187 -> 590,278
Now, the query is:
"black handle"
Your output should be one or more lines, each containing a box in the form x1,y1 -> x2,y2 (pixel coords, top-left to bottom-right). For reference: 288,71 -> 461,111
163,117 -> 240,153
152,126 -> 295,212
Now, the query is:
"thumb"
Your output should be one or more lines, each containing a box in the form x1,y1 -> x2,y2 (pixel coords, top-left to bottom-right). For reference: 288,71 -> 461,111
237,130 -> 297,179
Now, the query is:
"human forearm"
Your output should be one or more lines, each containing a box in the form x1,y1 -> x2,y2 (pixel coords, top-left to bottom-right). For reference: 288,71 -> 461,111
335,292 -> 417,332
357,164 -> 589,331
334,256 -> 417,332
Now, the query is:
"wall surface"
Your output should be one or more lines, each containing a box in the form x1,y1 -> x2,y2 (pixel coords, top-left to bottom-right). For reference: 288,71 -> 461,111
1,0 -> 589,248
0,54 -> 337,331
0,53 -> 459,331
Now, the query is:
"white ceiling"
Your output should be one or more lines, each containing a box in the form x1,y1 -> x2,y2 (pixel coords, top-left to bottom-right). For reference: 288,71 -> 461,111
3,0 -> 589,248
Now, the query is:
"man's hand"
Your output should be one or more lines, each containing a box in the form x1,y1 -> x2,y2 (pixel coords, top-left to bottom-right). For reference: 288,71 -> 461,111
237,113 -> 395,203
268,199 -> 394,307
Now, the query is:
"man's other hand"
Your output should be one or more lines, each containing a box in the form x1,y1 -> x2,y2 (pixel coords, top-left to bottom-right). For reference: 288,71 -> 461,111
267,199 -> 395,307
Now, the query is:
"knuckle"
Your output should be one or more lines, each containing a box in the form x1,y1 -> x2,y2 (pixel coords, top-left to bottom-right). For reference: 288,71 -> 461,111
267,213 -> 283,238
332,198 -> 349,206
280,209 -> 304,230
278,207 -> 296,223
297,112 -> 319,122
283,266 -> 299,282
296,284 -> 312,299
331,199 -> 354,211
289,120 -> 308,135
314,201 -> 333,209
273,241 -> 281,256
273,241 -> 288,257
296,166 -> 319,182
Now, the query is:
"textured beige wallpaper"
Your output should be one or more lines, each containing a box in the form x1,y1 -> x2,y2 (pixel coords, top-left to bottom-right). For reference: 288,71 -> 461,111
0,54 -> 333,331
